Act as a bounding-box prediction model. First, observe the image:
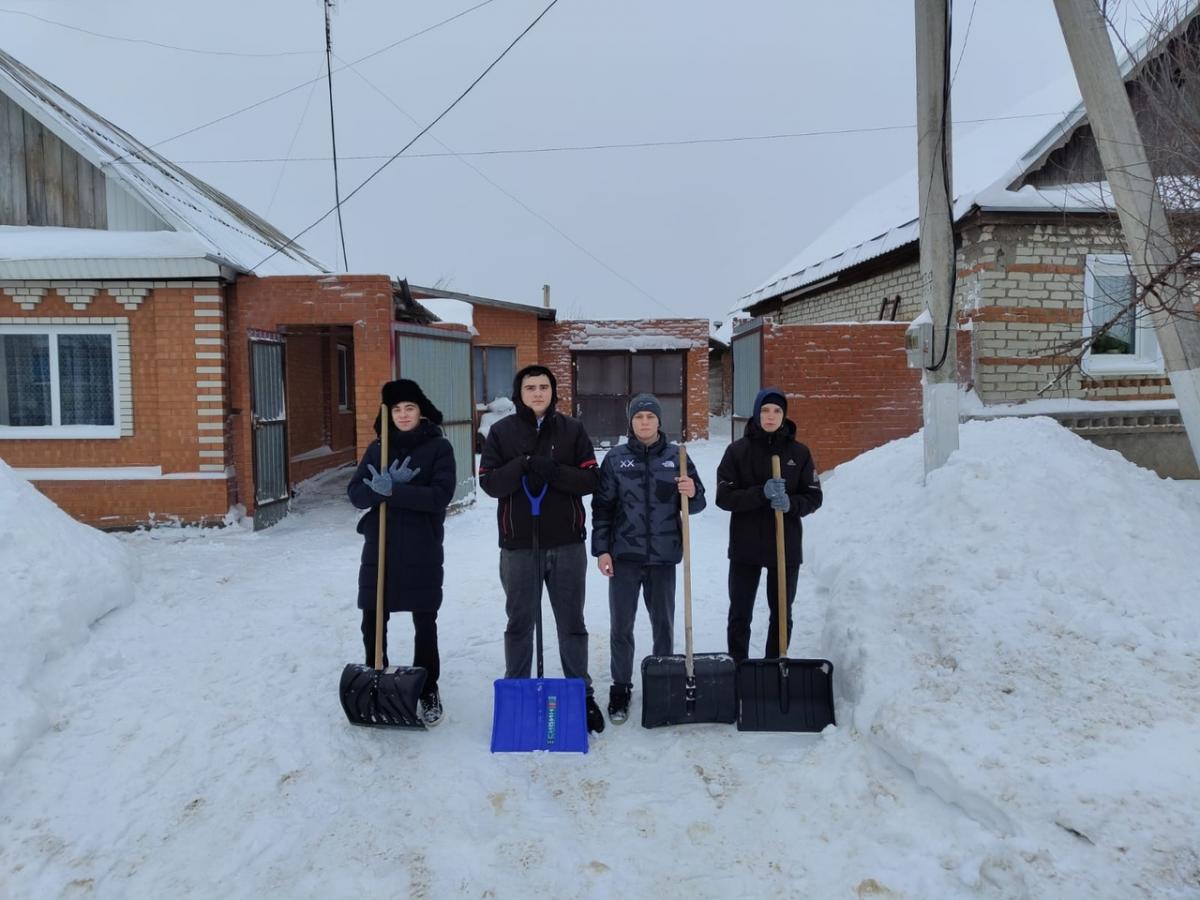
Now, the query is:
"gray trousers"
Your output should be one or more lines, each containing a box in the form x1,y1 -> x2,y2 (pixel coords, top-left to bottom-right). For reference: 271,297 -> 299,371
609,561 -> 676,686
499,543 -> 592,692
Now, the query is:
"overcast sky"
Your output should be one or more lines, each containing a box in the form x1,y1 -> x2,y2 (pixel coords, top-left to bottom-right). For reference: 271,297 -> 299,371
0,0 -> 1167,322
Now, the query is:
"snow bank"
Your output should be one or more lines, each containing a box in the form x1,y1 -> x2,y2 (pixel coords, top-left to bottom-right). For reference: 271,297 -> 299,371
808,417 -> 1200,890
0,458 -> 136,773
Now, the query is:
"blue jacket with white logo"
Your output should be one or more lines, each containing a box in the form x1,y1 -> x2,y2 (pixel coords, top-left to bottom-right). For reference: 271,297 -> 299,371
591,432 -> 706,565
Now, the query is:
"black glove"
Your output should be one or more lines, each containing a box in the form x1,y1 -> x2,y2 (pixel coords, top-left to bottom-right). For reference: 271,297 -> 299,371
528,455 -> 557,487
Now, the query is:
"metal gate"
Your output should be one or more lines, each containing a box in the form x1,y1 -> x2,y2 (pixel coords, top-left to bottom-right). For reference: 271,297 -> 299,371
731,318 -> 763,440
250,332 -> 289,529
394,323 -> 475,505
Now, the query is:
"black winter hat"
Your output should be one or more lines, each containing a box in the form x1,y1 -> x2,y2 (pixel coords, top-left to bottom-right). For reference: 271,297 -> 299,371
381,379 -> 443,424
627,393 -> 662,424
753,386 -> 788,418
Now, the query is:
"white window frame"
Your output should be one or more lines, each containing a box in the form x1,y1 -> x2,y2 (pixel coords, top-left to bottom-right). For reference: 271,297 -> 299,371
337,344 -> 351,412
0,323 -> 122,439
1082,254 -> 1164,376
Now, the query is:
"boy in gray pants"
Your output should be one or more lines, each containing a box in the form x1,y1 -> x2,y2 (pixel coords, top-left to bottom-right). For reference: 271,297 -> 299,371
591,394 -> 706,724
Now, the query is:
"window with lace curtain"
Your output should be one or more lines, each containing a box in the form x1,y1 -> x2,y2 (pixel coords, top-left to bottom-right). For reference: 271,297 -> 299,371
0,325 -> 120,438
1082,254 -> 1164,376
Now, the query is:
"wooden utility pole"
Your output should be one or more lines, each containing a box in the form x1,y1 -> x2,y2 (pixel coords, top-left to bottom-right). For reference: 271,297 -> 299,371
915,0 -> 960,477
1053,0 -> 1200,469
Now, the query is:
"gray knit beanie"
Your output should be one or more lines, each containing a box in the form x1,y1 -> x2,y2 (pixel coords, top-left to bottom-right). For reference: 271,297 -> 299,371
627,392 -> 662,424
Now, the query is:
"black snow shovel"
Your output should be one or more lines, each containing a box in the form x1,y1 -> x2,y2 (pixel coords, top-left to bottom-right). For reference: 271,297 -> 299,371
641,445 -> 737,728
339,404 -> 427,728
735,454 -> 835,733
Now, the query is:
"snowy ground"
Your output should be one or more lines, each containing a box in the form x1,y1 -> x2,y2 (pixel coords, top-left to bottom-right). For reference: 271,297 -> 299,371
2,417 -> 1199,899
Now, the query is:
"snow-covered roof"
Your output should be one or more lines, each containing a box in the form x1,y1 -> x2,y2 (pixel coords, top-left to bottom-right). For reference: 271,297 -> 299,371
0,49 -> 328,277
736,4 -> 1200,315
0,226 -> 231,278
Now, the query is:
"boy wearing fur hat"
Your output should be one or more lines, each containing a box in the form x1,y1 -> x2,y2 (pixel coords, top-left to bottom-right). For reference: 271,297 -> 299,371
591,393 -> 705,724
478,364 -> 606,734
348,379 -> 457,726
715,387 -> 823,663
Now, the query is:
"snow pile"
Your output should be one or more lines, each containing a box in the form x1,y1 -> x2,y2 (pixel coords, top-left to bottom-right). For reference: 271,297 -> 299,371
477,395 -> 515,438
0,459 -> 136,773
808,416 -> 1200,893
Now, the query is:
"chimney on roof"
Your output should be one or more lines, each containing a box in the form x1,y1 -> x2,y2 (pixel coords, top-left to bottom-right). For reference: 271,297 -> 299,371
542,284 -> 550,308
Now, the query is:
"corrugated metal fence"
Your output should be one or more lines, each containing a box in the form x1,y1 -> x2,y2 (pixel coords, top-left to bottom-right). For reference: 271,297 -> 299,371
394,324 -> 475,505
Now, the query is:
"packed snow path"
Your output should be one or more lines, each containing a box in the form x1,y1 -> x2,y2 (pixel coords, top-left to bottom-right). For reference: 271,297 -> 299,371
2,421 -> 1198,898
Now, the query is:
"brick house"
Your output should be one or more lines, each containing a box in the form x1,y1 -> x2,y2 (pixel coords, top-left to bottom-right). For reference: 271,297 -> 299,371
0,49 -> 444,527
733,13 -> 1200,478
411,286 -> 710,446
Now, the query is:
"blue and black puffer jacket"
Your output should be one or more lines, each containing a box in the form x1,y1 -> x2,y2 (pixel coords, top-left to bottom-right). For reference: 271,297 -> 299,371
591,432 -> 706,565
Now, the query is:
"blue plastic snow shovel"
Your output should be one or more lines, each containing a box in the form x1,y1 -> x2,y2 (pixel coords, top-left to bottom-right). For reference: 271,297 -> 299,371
490,477 -> 588,753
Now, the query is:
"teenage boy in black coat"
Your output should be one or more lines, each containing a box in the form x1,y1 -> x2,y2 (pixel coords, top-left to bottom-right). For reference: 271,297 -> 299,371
715,387 -> 823,662
478,364 -> 606,733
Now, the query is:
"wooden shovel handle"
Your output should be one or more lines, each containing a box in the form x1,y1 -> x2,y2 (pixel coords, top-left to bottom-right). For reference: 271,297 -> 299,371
375,403 -> 388,671
771,455 -> 788,656
680,445 -> 693,678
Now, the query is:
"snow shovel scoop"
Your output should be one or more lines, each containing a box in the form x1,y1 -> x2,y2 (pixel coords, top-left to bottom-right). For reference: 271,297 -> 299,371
339,404 -> 427,729
735,454 -> 835,733
490,477 -> 588,753
641,445 -> 737,728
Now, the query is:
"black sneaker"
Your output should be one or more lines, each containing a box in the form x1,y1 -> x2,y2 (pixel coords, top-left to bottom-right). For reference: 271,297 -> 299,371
607,684 -> 632,725
586,695 -> 605,734
419,690 -> 444,727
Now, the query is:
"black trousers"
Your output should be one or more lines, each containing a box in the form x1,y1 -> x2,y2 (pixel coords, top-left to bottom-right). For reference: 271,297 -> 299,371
727,560 -> 800,663
360,609 -> 440,692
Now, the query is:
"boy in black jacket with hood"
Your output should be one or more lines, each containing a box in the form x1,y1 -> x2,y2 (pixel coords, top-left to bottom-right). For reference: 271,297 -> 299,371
478,364 -> 606,733
715,387 -> 823,663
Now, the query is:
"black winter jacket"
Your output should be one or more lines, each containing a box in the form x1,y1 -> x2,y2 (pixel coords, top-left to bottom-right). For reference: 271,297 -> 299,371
715,418 -> 822,568
591,432 -> 705,565
348,420 -> 456,612
478,407 -> 599,550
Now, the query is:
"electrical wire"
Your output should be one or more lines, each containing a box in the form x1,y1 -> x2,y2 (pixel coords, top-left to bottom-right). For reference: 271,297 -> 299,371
106,0 -> 499,165
333,52 -> 681,316
251,0 -> 561,272
950,0 -> 979,86
155,112 -> 1066,165
927,0 -> 957,373
265,60 -> 326,217
0,5 -> 319,57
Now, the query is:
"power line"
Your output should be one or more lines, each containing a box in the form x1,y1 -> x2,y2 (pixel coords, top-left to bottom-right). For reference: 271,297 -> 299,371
107,0 -> 499,164
0,5 -> 319,57
333,52 -> 681,316
252,0 -> 561,272
950,0 -> 979,86
324,0 -> 349,271
265,60 -> 327,217
158,112 -> 1067,165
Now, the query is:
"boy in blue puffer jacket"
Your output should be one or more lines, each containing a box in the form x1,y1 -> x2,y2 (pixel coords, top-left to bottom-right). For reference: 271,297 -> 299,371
591,393 -> 706,724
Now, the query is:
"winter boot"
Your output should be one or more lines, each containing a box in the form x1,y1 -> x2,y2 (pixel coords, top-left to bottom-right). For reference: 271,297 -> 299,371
586,695 -> 606,734
420,689 -> 444,727
607,683 -> 632,725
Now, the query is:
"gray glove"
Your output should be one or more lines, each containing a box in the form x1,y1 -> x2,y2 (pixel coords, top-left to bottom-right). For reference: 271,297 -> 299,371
769,492 -> 790,513
364,463 -> 393,496
391,456 -> 420,485
762,478 -> 787,501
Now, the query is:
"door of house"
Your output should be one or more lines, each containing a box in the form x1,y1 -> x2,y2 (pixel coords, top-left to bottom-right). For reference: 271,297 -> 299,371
249,332 -> 289,530
394,323 -> 475,505
731,320 -> 762,440
574,351 -> 685,445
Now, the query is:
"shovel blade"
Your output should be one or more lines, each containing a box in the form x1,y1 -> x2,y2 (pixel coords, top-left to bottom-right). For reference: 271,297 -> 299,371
491,677 -> 588,753
735,658 -> 835,733
640,653 -> 737,728
340,663 -> 427,729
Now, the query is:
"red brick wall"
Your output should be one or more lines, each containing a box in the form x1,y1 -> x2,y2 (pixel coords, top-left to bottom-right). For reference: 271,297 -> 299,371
470,306 -> 542,372
760,321 -> 922,471
329,336 -> 356,452
286,333 -> 326,456
228,274 -> 394,515
537,319 -> 710,440
1,282 -> 236,527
